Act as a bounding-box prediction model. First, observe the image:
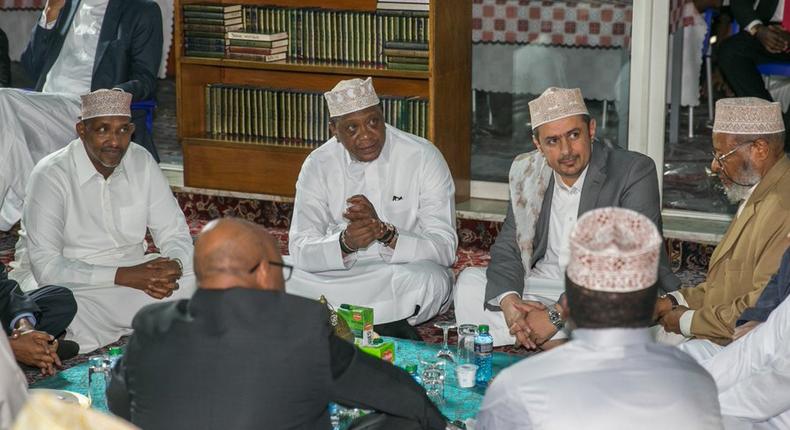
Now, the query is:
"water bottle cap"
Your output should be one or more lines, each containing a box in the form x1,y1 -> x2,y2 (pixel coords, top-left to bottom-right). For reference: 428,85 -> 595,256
108,346 -> 123,356
478,324 -> 489,333
405,363 -> 417,373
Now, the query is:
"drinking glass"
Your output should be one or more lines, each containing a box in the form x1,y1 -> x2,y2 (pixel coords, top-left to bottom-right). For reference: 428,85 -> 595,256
87,355 -> 110,410
421,366 -> 445,404
456,324 -> 477,364
434,320 -> 456,362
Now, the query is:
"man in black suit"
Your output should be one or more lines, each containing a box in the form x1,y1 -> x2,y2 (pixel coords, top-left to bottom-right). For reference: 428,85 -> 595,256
0,274 -> 77,375
107,218 -> 447,430
719,0 -> 790,101
0,0 -> 162,232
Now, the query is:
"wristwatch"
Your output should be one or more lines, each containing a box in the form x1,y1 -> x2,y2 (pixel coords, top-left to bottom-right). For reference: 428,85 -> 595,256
548,308 -> 565,331
748,22 -> 763,37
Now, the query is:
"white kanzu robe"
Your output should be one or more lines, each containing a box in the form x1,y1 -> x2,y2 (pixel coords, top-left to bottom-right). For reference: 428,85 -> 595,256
476,328 -> 723,430
682,293 -> 790,429
10,140 -> 195,353
286,125 -> 457,325
0,1 -> 107,231
0,335 -> 27,429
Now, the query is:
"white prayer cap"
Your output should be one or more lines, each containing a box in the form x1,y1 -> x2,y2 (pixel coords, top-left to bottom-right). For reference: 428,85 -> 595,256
713,97 -> 784,135
567,207 -> 662,293
324,77 -> 380,118
80,89 -> 132,121
528,87 -> 589,130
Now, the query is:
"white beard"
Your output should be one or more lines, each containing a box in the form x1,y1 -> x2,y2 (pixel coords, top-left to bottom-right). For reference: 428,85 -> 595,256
723,166 -> 761,203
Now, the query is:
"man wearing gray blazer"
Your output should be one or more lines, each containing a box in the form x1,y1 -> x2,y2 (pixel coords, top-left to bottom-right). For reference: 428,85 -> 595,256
455,87 -> 679,348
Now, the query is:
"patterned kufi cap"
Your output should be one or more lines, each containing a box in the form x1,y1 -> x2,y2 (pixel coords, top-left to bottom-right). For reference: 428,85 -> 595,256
713,97 -> 784,135
528,87 -> 589,130
80,89 -> 132,120
567,207 -> 662,293
324,77 -> 380,118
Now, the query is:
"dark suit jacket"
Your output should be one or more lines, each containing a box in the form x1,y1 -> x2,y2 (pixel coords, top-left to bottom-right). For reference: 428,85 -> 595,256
731,0 -> 779,28
738,246 -> 790,325
0,29 -> 9,87
484,142 -> 681,309
20,0 -> 163,160
107,288 -> 446,430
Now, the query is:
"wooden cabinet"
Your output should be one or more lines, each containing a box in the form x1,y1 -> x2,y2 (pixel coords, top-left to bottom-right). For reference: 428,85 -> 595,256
175,0 -> 471,200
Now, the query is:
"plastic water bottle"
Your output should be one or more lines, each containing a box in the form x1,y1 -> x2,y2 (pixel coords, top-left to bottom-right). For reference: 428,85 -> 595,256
405,363 -> 422,385
474,324 -> 494,388
108,346 -> 123,370
328,402 -> 340,430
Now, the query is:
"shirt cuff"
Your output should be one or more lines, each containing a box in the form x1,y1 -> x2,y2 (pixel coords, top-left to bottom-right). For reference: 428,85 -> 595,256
389,230 -> 417,264
378,242 -> 394,262
341,251 -> 357,269
9,313 -> 36,331
680,310 -> 695,337
669,291 -> 689,307
38,12 -> 56,29
490,291 -> 520,308
745,20 -> 763,34
92,266 -> 119,286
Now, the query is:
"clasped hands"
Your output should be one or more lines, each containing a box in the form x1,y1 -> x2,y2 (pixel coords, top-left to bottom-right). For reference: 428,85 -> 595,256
115,257 -> 183,299
342,195 -> 388,250
9,319 -> 60,376
653,296 -> 688,335
500,294 -> 564,350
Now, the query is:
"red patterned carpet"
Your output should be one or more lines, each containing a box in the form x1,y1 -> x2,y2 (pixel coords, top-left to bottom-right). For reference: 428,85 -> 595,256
0,190 -> 715,383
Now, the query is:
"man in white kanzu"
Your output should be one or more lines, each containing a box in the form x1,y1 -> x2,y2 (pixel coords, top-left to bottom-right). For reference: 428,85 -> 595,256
286,77 -> 457,338
454,87 -> 678,349
0,0 -> 162,232
476,208 -> 723,430
9,89 -> 195,353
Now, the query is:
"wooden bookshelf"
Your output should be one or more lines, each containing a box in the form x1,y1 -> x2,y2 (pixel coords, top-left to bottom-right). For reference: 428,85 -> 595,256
176,0 -> 471,200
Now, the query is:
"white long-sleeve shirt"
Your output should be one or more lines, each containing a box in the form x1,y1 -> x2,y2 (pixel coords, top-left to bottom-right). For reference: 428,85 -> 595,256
41,0 -> 110,96
477,328 -> 723,430
10,138 -> 193,291
288,124 -> 457,272
0,335 -> 26,430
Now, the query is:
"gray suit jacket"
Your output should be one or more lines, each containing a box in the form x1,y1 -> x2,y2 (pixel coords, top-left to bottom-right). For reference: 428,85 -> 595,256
484,142 -> 681,310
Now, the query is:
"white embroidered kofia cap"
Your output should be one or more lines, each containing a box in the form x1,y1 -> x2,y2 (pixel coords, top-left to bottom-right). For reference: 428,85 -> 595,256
713,97 -> 784,135
567,207 -> 662,293
324,77 -> 380,118
80,88 -> 132,120
528,87 -> 589,130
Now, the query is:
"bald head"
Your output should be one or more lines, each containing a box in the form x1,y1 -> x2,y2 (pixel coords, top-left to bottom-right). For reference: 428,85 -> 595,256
194,218 -> 285,291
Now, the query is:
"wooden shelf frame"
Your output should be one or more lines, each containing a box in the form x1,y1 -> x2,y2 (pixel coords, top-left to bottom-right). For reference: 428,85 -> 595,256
176,0 -> 471,199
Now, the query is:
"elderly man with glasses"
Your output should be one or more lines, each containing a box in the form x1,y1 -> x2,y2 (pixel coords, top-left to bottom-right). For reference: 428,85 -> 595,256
654,97 -> 790,346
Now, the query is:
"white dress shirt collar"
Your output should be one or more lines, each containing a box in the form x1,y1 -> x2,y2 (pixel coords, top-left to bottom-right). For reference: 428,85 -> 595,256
572,327 -> 653,347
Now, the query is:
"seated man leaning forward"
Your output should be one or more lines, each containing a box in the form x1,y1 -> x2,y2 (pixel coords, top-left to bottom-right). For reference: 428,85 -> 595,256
9,89 -> 195,353
654,97 -> 790,346
107,218 -> 447,430
286,77 -> 457,338
476,208 -> 723,430
455,87 -> 679,349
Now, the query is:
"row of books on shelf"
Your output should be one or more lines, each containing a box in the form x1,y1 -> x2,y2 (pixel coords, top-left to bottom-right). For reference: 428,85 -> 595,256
182,4 -> 428,68
204,84 -> 429,145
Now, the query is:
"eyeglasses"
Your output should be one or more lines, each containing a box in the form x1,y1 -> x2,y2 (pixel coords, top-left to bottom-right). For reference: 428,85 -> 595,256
711,141 -> 754,168
248,260 -> 293,281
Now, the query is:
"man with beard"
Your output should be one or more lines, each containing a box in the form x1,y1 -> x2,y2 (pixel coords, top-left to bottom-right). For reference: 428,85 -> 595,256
8,89 -> 195,353
454,87 -> 679,349
655,97 -> 790,346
